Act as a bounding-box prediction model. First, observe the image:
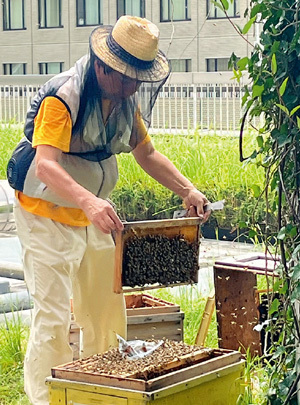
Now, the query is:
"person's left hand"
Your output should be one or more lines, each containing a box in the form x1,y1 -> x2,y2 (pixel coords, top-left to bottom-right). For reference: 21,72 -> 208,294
183,189 -> 211,223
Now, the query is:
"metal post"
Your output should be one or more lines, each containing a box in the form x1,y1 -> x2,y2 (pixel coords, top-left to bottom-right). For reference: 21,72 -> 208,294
193,84 -> 197,132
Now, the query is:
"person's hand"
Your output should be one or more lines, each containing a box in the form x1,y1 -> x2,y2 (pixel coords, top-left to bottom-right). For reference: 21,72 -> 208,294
183,189 -> 211,223
82,196 -> 124,234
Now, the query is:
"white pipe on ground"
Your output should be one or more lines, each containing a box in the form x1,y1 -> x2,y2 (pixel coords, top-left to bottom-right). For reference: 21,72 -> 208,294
0,308 -> 32,326
0,290 -> 32,313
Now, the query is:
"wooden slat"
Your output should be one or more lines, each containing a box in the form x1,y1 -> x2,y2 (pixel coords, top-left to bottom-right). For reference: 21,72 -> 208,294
213,263 -> 277,277
114,230 -> 124,294
126,305 -> 179,316
127,321 -> 183,337
123,218 -> 201,230
195,295 -> 215,347
127,312 -> 184,325
52,368 -> 148,391
126,350 -> 213,379
125,293 -> 180,316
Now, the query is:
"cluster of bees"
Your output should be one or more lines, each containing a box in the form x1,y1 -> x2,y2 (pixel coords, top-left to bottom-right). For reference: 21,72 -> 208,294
122,234 -> 199,287
69,339 -> 203,379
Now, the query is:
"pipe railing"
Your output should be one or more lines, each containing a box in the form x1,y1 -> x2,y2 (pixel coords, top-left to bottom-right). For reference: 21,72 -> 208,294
0,75 -> 261,133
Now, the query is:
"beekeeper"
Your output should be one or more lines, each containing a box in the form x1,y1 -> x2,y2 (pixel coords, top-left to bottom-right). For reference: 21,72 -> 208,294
7,15 -> 210,405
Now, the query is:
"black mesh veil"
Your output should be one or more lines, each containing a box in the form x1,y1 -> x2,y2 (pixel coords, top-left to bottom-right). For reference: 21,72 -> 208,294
73,25 -> 170,154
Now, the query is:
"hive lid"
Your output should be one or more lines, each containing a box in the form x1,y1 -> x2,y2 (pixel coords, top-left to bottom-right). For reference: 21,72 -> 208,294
214,253 -> 280,276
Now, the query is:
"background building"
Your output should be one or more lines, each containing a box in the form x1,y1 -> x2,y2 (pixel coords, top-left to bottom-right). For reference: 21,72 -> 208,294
0,0 -> 255,76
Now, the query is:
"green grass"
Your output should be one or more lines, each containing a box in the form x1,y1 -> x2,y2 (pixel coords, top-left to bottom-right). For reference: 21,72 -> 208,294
112,132 -> 266,227
0,124 -> 23,180
151,286 -> 218,347
0,312 -> 30,405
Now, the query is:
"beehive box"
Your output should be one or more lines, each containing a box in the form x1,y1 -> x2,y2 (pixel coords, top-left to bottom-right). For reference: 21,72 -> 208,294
70,293 -> 184,360
49,342 -> 245,405
114,218 -> 201,293
214,253 -> 280,356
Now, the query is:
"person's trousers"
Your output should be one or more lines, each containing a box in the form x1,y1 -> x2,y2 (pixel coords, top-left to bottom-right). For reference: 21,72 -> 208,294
14,201 -> 126,405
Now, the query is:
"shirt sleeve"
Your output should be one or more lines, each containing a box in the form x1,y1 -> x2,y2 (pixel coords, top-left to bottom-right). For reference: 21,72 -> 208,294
131,107 -> 151,149
32,96 -> 72,152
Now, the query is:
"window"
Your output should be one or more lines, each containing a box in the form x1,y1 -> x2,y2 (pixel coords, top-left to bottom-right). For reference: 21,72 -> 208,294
117,0 -> 145,18
3,63 -> 26,75
170,59 -> 191,72
3,0 -> 25,30
207,0 -> 239,18
39,62 -> 64,74
161,0 -> 190,22
77,0 -> 102,26
38,0 -> 62,28
206,58 -> 231,72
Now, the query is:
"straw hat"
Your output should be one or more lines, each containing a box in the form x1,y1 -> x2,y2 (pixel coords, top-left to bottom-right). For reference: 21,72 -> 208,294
90,15 -> 170,82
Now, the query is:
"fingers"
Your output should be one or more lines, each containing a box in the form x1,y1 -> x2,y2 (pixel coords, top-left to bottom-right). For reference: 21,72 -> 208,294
85,198 -> 124,234
184,189 -> 211,222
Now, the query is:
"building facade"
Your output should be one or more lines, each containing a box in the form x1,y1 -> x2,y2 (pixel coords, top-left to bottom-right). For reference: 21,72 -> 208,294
0,0 -> 255,76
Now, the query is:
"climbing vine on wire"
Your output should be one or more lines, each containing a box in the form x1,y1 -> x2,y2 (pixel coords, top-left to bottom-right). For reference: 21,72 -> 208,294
214,0 -> 300,403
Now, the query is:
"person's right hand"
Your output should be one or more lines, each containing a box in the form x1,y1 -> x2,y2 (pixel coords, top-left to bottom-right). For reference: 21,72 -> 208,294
82,196 -> 124,234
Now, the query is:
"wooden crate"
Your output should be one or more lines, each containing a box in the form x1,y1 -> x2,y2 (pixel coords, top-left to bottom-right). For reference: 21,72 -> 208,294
114,218 -> 201,293
70,293 -> 184,360
48,349 -> 245,404
214,253 -> 280,356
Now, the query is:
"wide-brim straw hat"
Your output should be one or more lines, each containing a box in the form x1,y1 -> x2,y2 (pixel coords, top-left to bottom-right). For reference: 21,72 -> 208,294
90,15 -> 170,82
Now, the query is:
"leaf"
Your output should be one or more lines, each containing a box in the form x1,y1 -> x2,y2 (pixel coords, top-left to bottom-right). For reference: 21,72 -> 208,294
297,116 -> 300,129
237,57 -> 249,70
242,16 -> 256,34
276,103 -> 289,116
248,229 -> 257,238
270,176 -> 278,191
277,227 -> 286,240
291,284 -> 300,303
269,298 -> 280,314
290,105 -> 300,116
211,1 -> 226,12
271,345 -> 286,359
271,54 -> 277,75
291,264 -> 300,281
251,184 -> 261,198
279,77 -> 289,96
220,0 -> 229,10
257,135 -> 264,148
288,226 -> 297,237
292,245 -> 300,259
252,84 -> 264,98
250,3 -> 263,18
279,282 -> 288,294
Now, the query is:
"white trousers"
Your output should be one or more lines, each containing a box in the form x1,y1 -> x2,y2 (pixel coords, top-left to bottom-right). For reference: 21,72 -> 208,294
14,202 -> 126,405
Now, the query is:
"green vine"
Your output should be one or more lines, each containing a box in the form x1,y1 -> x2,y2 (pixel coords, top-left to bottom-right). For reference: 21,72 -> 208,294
215,0 -> 300,403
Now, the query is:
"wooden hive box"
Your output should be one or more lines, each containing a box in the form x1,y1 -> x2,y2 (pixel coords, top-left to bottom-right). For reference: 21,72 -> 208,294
48,348 -> 245,405
114,218 -> 201,294
213,253 -> 280,356
70,293 -> 184,360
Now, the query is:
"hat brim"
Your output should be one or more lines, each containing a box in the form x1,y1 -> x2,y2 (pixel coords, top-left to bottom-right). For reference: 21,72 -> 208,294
90,26 -> 170,82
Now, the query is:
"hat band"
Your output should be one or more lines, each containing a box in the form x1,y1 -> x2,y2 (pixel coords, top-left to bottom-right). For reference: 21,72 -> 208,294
106,34 -> 154,70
